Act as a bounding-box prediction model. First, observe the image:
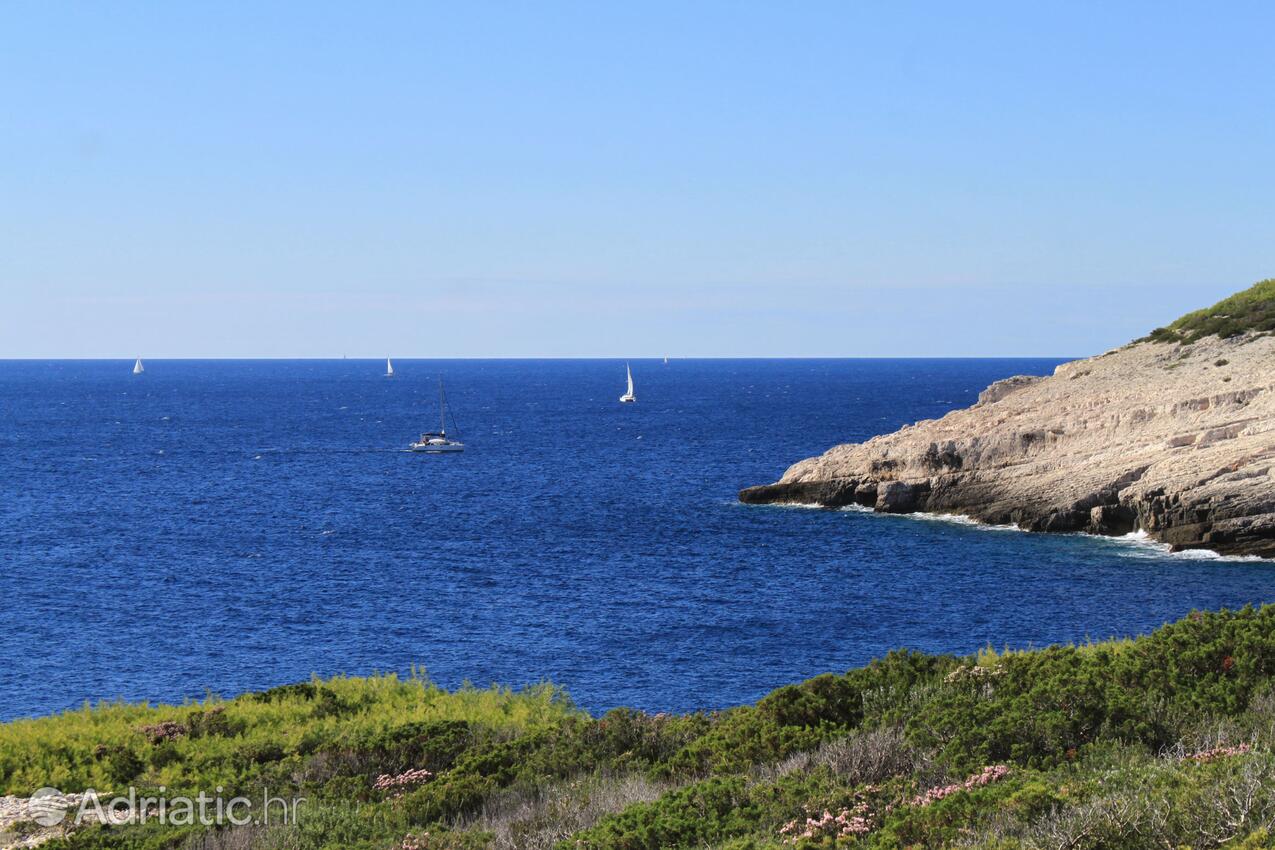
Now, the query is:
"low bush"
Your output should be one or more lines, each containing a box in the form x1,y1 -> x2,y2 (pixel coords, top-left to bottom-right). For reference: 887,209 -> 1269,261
7,608 -> 1275,849
1143,278 -> 1275,344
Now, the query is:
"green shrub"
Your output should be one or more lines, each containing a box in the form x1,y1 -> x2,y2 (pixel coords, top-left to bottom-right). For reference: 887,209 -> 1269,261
1142,278 -> 1275,344
567,776 -> 759,849
10,609 -> 1275,849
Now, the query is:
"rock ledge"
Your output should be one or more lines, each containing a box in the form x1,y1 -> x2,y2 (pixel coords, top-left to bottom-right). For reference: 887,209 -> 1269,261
740,333 -> 1275,557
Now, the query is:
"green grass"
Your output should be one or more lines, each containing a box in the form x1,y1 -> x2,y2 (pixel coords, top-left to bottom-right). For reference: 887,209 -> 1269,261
0,674 -> 577,797
1145,277 -> 1275,344
7,607 -> 1275,849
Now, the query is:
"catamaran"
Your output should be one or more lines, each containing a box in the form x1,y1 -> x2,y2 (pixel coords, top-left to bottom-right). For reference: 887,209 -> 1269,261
619,363 -> 636,403
410,379 -> 464,452
386,357 -> 395,377
133,358 -> 144,375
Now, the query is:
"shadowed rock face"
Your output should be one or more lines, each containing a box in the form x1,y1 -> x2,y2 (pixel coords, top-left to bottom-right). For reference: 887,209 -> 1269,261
740,334 -> 1275,557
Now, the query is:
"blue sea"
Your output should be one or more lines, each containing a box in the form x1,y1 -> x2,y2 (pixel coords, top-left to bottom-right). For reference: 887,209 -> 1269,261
2,359 -> 1272,721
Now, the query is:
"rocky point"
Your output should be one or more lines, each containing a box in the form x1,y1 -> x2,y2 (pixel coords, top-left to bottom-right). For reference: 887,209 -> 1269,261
740,282 -> 1275,557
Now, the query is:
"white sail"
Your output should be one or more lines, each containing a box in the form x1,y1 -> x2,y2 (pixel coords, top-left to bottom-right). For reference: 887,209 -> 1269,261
133,358 -> 144,374
619,363 -> 636,402
386,357 -> 394,377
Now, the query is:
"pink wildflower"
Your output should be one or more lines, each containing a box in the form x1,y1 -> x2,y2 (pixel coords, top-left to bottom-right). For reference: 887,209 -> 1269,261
137,720 -> 189,744
373,767 -> 434,797
1188,743 -> 1251,763
779,800 -> 873,844
909,764 -> 1010,807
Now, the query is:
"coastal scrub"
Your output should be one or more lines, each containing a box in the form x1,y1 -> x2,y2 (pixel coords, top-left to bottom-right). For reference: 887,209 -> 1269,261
5,608 -> 1275,848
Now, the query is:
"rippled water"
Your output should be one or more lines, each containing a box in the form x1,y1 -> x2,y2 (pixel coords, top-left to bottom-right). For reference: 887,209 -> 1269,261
1,358 -> 1271,720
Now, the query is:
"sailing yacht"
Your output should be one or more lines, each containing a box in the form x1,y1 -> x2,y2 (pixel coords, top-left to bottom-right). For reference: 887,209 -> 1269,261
386,357 -> 395,377
133,358 -> 144,375
410,379 -> 464,452
619,363 -> 636,403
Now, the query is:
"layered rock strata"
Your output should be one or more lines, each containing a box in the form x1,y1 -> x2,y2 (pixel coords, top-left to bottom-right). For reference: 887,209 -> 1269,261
740,333 -> 1275,557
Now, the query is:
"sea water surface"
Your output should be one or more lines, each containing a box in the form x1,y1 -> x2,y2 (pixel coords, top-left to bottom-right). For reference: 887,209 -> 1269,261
2,359 -> 1272,720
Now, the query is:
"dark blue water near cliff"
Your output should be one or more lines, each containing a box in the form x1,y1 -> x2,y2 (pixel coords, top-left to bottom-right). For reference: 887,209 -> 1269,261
2,359 -> 1272,720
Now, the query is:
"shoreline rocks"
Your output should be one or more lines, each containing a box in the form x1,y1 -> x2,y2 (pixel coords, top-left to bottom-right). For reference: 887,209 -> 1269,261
740,333 -> 1275,558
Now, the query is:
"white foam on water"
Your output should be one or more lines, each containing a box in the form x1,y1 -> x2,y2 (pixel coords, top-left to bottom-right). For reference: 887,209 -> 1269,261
768,500 -> 1019,531
767,501 -> 829,510
888,510 -> 1021,533
758,502 -> 1267,561
833,504 -> 1021,532
1104,530 -> 1266,563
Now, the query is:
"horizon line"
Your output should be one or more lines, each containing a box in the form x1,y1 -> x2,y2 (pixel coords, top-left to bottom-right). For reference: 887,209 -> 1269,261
0,354 -> 1080,362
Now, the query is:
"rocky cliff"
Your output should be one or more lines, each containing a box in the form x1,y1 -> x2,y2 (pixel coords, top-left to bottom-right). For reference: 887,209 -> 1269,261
740,283 -> 1275,557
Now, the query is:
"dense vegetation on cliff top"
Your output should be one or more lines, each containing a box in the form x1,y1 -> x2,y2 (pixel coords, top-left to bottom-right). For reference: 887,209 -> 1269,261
1147,277 -> 1275,343
6,607 -> 1275,849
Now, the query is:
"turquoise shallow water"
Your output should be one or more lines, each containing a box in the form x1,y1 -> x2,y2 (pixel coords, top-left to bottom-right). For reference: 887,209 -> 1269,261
1,358 -> 1271,720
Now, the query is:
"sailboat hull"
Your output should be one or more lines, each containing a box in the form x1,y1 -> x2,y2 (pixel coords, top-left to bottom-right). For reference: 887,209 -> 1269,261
409,442 -> 464,453
408,378 -> 463,451
619,396 -> 636,403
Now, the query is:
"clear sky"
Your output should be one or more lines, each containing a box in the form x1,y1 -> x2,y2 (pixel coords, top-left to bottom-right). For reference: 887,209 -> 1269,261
3,2 -> 1273,358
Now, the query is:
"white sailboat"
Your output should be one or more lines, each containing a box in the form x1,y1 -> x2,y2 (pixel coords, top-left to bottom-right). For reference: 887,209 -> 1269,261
409,379 -> 465,452
133,358 -> 144,375
619,363 -> 636,403
386,357 -> 395,377
663,355 -> 669,365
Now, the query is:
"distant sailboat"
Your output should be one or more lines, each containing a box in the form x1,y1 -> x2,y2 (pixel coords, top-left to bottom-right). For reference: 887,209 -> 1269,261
619,363 -> 636,403
386,357 -> 395,377
663,355 -> 669,365
409,379 -> 465,452
133,358 -> 144,375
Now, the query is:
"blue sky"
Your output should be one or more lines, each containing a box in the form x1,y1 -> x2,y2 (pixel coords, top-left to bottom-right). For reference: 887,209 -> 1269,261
2,2 -> 1273,357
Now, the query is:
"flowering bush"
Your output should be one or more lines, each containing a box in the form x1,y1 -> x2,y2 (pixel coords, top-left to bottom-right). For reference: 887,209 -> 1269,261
397,832 -> 429,849
374,767 -> 434,796
943,664 -> 1004,685
137,720 -> 188,744
780,802 -> 873,844
909,764 -> 1010,807
1188,743 -> 1252,763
